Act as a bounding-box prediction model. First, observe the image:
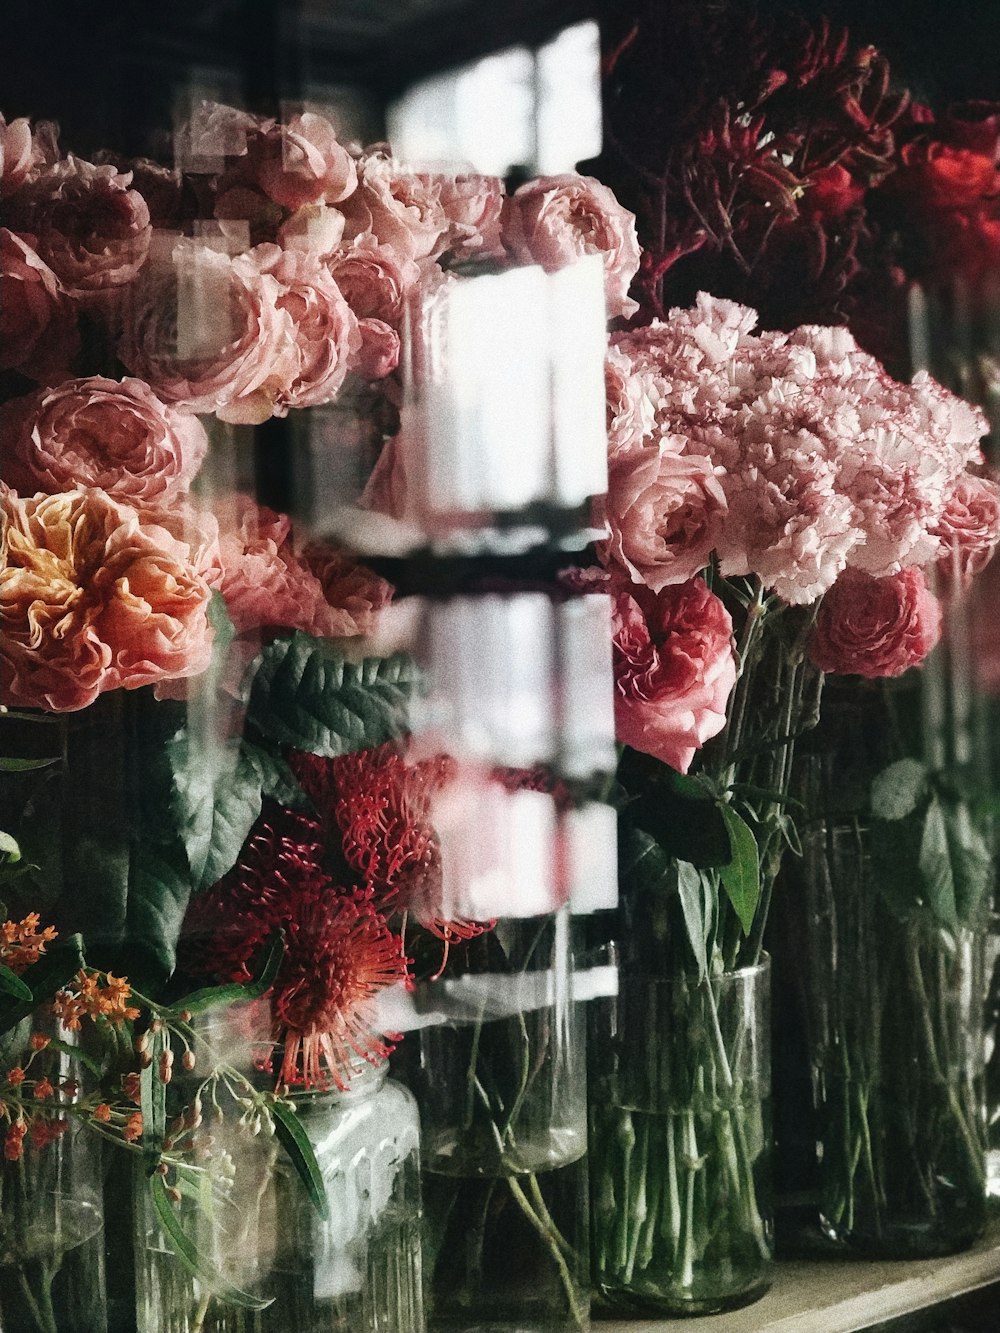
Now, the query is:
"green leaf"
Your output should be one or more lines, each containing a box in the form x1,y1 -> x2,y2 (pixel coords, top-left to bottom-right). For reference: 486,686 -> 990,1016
241,742 -> 310,810
0,757 -> 59,772
871,759 -> 929,822
246,633 -> 419,757
0,965 -> 31,1001
0,935 -> 85,1036
0,832 -> 21,863
942,800 -> 993,929
127,841 -> 194,983
918,796 -> 959,930
719,805 -> 761,936
676,860 -> 712,982
149,1174 -> 275,1311
171,934 -> 283,1017
46,1037 -> 102,1078
141,1026 -> 169,1172
270,1099 -> 330,1221
169,736 -> 263,894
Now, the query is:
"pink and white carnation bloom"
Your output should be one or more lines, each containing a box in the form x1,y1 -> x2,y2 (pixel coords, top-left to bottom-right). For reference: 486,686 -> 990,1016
0,229 -> 79,382
810,568 -> 942,679
0,376 -> 208,505
6,156 -> 152,299
118,239 -> 295,422
244,245 -> 361,414
931,473 -> 1000,590
340,152 -> 449,262
502,173 -> 641,320
598,440 -> 728,591
610,575 -> 737,773
0,485 -> 214,712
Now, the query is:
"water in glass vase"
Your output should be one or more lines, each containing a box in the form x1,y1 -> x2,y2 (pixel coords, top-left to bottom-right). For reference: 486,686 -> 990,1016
590,1094 -> 773,1316
424,1145 -> 589,1333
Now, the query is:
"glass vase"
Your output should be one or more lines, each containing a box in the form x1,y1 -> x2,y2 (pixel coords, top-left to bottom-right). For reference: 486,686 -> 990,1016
802,821 -> 987,1256
408,911 -> 589,1333
135,1058 -> 424,1333
589,958 -> 773,1316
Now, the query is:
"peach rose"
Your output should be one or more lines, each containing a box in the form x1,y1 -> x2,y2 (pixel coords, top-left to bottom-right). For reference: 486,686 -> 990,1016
502,173 -> 641,320
6,157 -> 152,298
251,112 -> 357,210
599,442 -> 728,591
932,473 -> 1000,590
0,115 -> 34,197
0,486 -> 214,712
0,229 -> 79,382
0,376 -> 208,505
612,577 -> 737,773
340,153 -> 449,262
301,541 -> 394,636
118,240 -> 295,422
246,245 -> 361,413
810,568 -> 942,679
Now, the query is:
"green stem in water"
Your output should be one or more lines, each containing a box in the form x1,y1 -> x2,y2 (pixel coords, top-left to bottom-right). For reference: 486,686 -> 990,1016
506,1175 -> 587,1329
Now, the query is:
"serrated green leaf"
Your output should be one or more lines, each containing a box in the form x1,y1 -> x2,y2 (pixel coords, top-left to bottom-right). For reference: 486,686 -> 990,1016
127,841 -> 194,983
271,1099 -> 330,1221
246,633 -> 419,757
149,1174 -> 274,1311
0,965 -> 31,1001
169,736 -> 263,894
241,742 -> 310,810
942,800 -> 993,929
171,934 -> 283,1017
871,759 -> 928,822
676,860 -> 710,981
919,796 -> 959,930
719,804 -> 760,936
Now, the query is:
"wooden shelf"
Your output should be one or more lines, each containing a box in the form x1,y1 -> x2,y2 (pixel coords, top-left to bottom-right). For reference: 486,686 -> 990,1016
597,1225 -> 1000,1333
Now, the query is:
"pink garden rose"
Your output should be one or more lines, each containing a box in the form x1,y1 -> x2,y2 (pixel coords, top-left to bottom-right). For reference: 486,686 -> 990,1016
810,568 -> 942,678
215,495 -> 392,638
502,173 -> 642,320
118,240 -> 295,422
0,376 -> 208,505
6,157 -> 152,298
0,229 -> 79,381
432,172 -> 506,265
245,245 -> 361,414
326,237 -> 420,380
251,112 -> 357,211
0,486 -> 214,712
340,153 -> 449,262
931,473 -> 1000,589
611,576 -> 737,772
599,441 -> 728,591
0,115 -> 34,196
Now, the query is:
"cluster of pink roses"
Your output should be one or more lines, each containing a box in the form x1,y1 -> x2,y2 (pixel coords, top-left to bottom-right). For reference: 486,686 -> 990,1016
594,291 -> 1000,771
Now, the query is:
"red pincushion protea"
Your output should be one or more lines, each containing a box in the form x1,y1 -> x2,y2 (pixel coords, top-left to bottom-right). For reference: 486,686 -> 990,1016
291,745 -> 488,946
274,891 -> 408,1090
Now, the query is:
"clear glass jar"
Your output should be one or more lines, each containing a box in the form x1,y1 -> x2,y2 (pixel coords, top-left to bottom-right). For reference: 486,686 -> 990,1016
589,959 -> 773,1317
135,1059 -> 424,1333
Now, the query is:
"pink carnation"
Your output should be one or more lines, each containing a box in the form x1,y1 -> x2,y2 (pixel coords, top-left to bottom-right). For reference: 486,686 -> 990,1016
0,486 -> 214,712
118,240 -> 295,422
931,473 -> 1000,590
340,153 -> 449,262
0,229 -> 79,382
0,115 -> 34,197
246,245 -> 361,413
502,173 -> 641,320
599,442 -> 728,591
0,376 -> 208,505
611,576 -> 737,773
215,496 -> 392,638
810,568 -> 942,679
6,157 -> 151,299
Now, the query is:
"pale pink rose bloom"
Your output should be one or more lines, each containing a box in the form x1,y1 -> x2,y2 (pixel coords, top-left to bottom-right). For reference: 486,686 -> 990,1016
810,568 -> 942,679
611,577 -> 737,773
340,154 -> 449,262
119,240 -> 295,422
0,485 -> 214,712
360,430 -> 412,520
0,376 -> 208,504
6,157 -> 151,298
253,112 -> 357,210
326,236 -> 421,379
214,496 -> 391,639
0,115 -> 34,197
246,245 -> 361,412
277,203 -> 346,254
599,441 -> 728,591
428,172 -> 506,265
932,473 -> 1000,589
502,173 -> 642,319
0,229 -> 79,382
